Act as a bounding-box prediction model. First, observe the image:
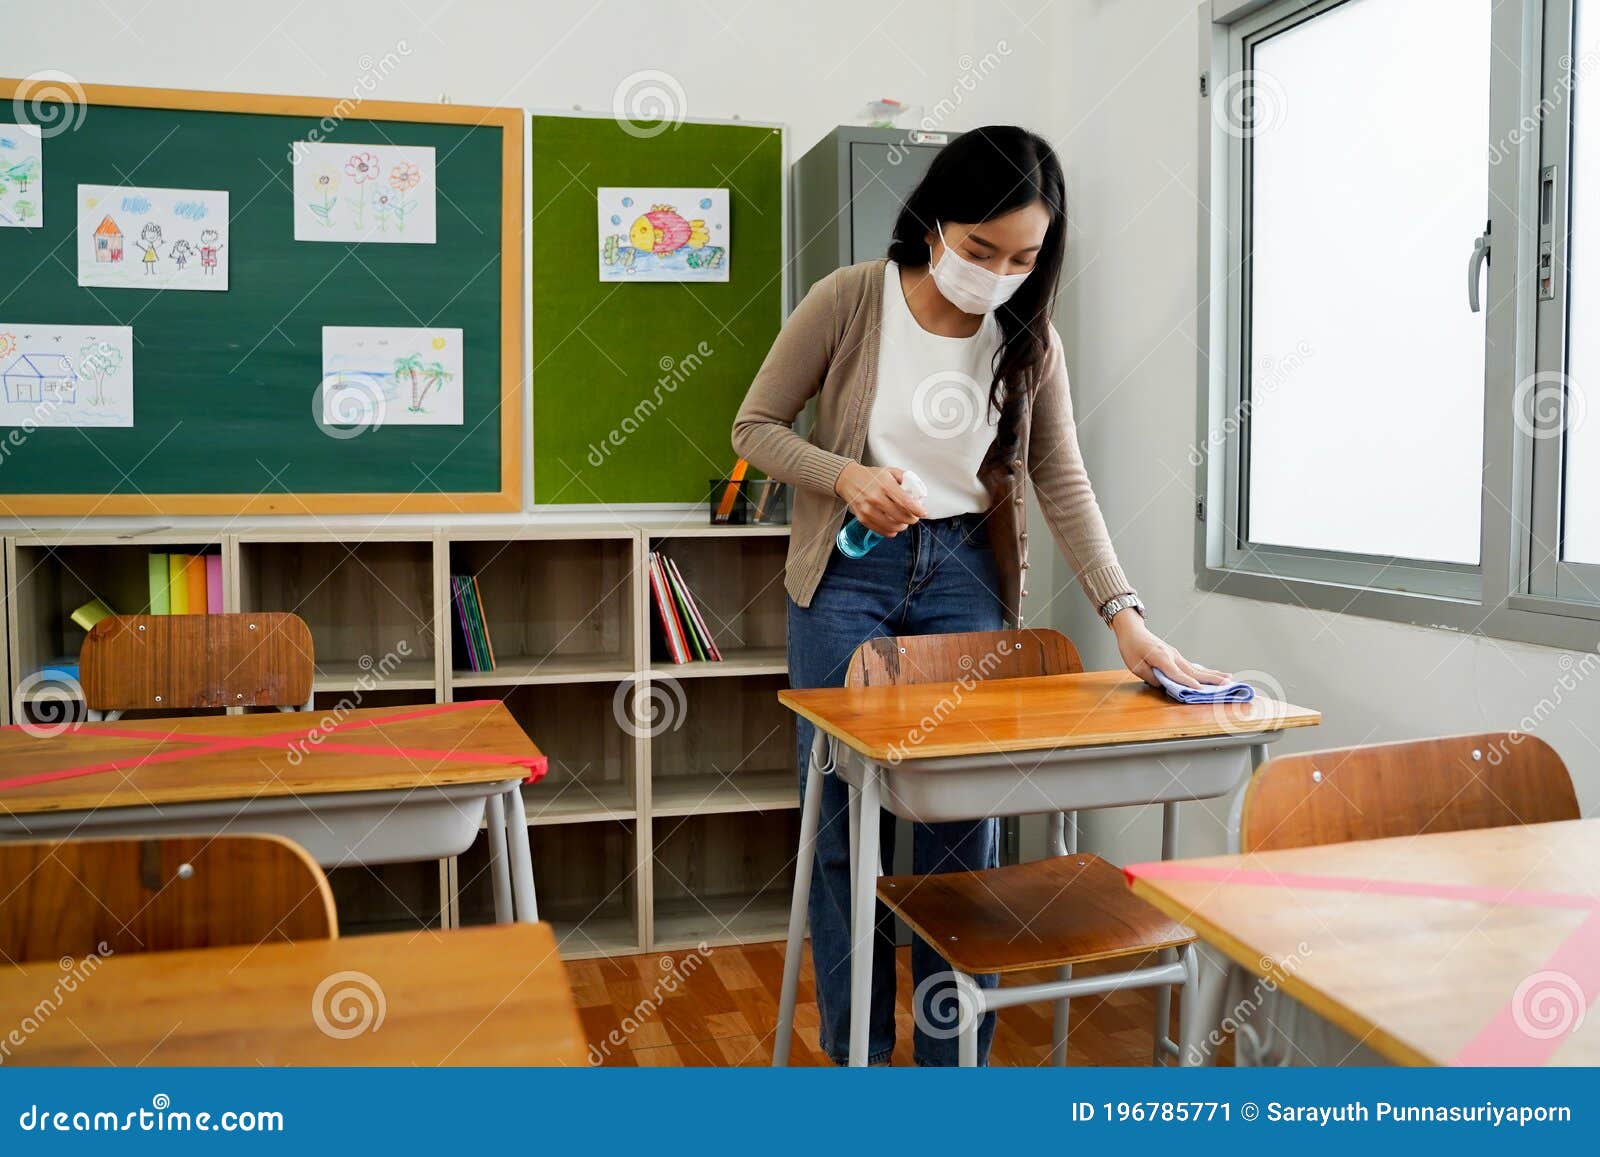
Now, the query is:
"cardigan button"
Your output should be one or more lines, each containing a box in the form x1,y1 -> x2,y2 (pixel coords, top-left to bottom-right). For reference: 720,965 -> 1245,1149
1011,458 -> 1023,469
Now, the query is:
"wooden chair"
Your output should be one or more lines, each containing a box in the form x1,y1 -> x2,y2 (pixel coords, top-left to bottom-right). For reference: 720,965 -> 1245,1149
1241,731 -> 1580,853
1230,732 -> 1580,1064
79,612 -> 315,720
0,834 -> 337,964
773,629 -> 1198,1066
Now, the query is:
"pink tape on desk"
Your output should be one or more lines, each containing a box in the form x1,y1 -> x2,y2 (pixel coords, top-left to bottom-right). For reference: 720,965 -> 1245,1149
0,700 -> 548,792
1124,860 -> 1598,912
1452,908 -> 1600,1066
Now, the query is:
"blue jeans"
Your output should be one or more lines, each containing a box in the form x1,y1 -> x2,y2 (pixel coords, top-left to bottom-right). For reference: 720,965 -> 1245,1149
788,513 -> 1004,1066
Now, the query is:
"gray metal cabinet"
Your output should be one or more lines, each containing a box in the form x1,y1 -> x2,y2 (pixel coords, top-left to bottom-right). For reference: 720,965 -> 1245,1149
790,126 -> 954,308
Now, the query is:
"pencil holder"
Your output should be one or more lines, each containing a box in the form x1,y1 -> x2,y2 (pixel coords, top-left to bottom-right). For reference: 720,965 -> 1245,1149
708,478 -> 788,526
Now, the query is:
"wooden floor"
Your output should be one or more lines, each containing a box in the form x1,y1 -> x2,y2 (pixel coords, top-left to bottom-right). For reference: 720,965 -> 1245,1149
568,940 -> 1186,1067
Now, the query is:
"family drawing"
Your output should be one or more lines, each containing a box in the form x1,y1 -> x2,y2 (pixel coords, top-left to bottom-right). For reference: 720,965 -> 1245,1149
96,217 -> 223,276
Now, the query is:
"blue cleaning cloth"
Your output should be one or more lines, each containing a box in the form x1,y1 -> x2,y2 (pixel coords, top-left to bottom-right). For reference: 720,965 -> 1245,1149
1151,667 -> 1256,705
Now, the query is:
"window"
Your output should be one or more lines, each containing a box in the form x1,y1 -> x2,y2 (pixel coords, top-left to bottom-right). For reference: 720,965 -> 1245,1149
1199,0 -> 1600,646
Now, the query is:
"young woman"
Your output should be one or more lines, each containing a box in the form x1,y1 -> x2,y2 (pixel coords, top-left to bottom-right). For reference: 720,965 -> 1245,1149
732,126 -> 1226,1066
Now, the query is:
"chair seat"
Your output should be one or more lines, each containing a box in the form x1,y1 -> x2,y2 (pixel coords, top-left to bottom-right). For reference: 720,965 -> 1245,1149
876,853 -> 1195,976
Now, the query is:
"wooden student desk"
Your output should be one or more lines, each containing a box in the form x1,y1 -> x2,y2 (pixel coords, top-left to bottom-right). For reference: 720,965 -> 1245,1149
1126,818 -> 1600,1067
0,700 -> 547,923
776,669 -> 1321,1066
0,924 -> 588,1066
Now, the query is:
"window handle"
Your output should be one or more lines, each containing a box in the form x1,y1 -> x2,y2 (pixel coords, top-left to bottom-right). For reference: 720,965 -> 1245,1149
1468,220 -> 1491,313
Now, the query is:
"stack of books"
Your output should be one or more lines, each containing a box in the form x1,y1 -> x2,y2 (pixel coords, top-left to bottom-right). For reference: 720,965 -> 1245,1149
147,552 -> 223,614
450,573 -> 496,673
649,551 -> 721,664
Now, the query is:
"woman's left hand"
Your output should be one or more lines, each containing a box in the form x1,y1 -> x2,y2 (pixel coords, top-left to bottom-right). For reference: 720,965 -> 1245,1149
1110,610 -> 1229,690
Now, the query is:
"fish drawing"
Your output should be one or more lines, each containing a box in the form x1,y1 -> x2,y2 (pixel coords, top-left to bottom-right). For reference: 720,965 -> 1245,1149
628,204 -> 709,255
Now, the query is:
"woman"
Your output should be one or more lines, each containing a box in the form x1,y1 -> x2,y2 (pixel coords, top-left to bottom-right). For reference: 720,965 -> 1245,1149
732,126 -> 1226,1067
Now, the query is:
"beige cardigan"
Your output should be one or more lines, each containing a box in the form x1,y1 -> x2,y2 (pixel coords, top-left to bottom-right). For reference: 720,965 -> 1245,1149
731,259 -> 1132,624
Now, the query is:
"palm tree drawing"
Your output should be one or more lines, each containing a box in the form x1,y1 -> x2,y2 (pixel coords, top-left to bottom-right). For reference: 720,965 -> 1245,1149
413,359 -> 453,412
394,353 -> 425,411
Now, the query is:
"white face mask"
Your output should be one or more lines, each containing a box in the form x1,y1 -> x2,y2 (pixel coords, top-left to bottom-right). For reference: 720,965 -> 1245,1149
929,222 -> 1033,315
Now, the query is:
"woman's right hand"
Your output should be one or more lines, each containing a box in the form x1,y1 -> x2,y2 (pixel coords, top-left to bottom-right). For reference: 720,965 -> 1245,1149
834,463 -> 927,536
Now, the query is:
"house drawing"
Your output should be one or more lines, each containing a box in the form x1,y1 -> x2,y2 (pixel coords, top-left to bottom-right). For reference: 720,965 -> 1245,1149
2,354 -> 78,405
93,216 -> 124,262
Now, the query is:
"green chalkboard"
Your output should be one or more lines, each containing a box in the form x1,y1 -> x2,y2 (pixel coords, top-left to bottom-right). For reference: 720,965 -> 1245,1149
0,84 -> 520,514
531,116 -> 783,504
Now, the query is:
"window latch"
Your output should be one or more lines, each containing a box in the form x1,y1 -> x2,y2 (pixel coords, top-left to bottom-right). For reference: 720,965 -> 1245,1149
1467,220 -> 1491,313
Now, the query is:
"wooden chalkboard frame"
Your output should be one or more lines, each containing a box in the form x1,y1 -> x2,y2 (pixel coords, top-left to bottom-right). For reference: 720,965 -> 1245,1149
0,79 -> 522,515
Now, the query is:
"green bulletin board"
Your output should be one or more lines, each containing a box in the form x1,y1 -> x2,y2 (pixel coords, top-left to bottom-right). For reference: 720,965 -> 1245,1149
0,81 -> 521,514
530,115 -> 783,504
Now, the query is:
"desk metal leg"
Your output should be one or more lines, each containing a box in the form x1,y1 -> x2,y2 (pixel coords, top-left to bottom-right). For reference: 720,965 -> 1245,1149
485,792 -> 513,924
773,758 -> 825,1067
1151,801 -> 1181,1063
847,761 -> 882,1067
504,786 -> 538,923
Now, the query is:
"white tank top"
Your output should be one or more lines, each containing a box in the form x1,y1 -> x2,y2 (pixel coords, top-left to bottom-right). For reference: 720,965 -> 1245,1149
863,262 -> 1002,518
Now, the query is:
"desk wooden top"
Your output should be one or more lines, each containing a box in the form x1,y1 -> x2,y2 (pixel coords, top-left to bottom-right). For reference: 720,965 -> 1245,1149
1126,818 -> 1600,1066
0,924 -> 588,1066
778,670 -> 1320,762
0,700 -> 545,817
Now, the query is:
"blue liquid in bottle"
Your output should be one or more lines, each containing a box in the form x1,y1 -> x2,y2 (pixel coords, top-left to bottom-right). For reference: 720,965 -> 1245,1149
836,470 -> 927,558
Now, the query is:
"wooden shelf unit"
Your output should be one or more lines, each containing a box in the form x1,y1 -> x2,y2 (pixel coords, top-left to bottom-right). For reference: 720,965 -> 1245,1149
1,521 -> 793,960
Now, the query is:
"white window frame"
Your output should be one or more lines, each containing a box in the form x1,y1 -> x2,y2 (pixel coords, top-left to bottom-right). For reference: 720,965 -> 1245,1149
1196,0 -> 1600,649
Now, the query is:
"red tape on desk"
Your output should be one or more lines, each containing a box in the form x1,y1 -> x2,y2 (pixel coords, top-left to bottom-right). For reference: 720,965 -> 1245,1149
1123,859 -> 1600,1066
0,699 -> 548,792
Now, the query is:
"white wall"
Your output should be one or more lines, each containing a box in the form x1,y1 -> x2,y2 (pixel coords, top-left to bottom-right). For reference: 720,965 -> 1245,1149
2,0 -> 1045,172
1043,0 -> 1598,863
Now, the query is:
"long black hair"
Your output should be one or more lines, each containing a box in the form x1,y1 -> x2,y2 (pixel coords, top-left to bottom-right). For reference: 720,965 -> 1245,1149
886,125 -> 1066,462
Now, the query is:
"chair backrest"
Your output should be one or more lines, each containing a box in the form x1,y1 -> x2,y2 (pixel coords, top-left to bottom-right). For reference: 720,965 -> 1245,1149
844,628 -> 1082,689
79,612 -> 314,713
0,834 -> 337,964
1241,732 -> 1580,853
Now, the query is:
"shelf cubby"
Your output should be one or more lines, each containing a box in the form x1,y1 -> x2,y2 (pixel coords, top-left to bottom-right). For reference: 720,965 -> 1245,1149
329,858 -> 449,936
651,810 -> 799,949
459,818 -> 643,958
234,533 -> 438,693
445,529 -> 638,688
481,680 -> 639,825
649,674 -> 795,817
646,527 -> 788,677
5,533 -> 228,704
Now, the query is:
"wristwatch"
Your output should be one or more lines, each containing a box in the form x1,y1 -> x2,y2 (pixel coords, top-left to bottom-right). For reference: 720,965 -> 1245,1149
1098,591 -> 1145,627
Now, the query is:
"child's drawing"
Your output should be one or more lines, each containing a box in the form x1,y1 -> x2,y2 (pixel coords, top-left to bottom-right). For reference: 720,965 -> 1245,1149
0,125 -> 43,228
293,142 -> 437,244
0,324 -> 134,428
76,185 -> 229,291
320,326 -> 463,428
598,187 -> 729,283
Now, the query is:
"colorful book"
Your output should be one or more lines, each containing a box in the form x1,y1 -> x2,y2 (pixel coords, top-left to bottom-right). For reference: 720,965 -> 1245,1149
662,557 -> 707,662
183,554 -> 208,616
449,574 -> 496,672
205,555 -> 223,613
168,555 -> 191,615
471,575 -> 496,669
69,598 -> 114,632
648,552 -> 691,664
665,555 -> 722,662
147,553 -> 171,614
